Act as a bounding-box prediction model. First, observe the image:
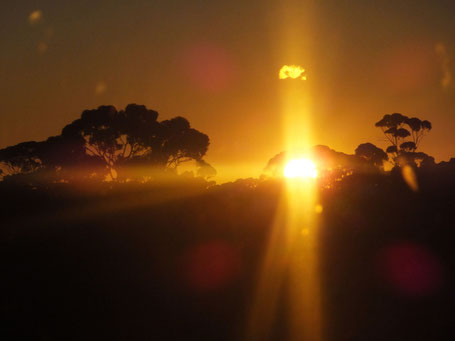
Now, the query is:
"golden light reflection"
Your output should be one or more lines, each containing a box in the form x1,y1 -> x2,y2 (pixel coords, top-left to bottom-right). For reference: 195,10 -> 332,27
37,42 -> 48,54
435,42 -> 452,90
248,178 -> 322,341
402,165 -> 419,192
279,65 -> 307,80
286,180 -> 322,341
284,158 -> 318,179
29,10 -> 43,24
95,81 -> 107,95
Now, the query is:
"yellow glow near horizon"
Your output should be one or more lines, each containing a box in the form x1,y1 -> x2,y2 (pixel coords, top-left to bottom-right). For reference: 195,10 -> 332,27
279,65 -> 307,80
284,158 -> 318,179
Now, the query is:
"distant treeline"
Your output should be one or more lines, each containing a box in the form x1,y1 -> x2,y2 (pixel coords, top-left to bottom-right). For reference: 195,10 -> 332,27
1,106 -> 454,188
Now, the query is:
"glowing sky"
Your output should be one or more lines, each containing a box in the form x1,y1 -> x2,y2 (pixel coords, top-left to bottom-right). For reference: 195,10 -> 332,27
1,0 -> 455,182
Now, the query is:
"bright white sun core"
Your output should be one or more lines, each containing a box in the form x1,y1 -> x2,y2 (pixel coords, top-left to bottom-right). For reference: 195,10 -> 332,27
283,158 -> 318,179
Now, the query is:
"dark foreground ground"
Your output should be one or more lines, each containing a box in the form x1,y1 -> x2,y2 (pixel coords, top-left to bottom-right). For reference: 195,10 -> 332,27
1,168 -> 455,340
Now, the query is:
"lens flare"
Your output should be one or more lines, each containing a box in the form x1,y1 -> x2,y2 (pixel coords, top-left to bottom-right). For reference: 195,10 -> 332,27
402,164 -> 418,192
279,65 -> 307,80
29,10 -> 43,24
284,158 -> 318,179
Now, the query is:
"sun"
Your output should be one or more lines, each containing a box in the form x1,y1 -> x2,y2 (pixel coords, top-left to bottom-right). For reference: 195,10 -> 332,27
283,158 -> 318,179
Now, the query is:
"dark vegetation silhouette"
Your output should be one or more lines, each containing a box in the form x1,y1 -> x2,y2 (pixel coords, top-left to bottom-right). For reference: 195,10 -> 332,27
1,108 -> 455,341
0,104 -> 214,184
375,113 -> 434,167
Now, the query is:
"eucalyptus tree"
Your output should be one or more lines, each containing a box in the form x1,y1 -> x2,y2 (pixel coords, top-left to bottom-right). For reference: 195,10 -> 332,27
0,104 -> 212,183
375,113 -> 432,166
61,104 -> 211,180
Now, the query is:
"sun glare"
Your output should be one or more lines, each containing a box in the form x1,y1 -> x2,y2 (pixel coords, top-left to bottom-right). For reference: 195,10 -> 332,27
283,158 -> 318,179
279,65 -> 307,80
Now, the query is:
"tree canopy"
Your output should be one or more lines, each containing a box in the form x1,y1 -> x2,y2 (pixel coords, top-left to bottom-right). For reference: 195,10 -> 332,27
354,143 -> 388,169
375,113 -> 432,166
0,104 -> 212,184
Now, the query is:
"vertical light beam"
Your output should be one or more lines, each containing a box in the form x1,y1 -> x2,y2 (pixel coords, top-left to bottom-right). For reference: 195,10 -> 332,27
247,0 -> 322,340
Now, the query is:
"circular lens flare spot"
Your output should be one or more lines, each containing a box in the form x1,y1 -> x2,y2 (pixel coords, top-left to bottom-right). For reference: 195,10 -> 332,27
185,241 -> 240,291
283,158 -> 318,179
378,243 -> 443,296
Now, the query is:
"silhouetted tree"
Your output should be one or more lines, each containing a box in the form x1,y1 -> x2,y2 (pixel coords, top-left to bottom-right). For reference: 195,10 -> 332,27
0,141 -> 41,176
61,105 -> 126,179
355,143 -> 388,170
0,104 -> 212,183
37,135 -> 106,181
375,113 -> 432,166
311,145 -> 359,173
62,104 -> 210,180
196,159 -> 217,179
0,137 -> 106,184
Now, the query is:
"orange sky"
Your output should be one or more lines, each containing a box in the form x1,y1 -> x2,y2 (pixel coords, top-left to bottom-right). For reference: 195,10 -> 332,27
1,0 -> 455,182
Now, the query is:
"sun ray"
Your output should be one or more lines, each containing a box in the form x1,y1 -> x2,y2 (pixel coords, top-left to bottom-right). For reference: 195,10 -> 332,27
248,0 -> 323,340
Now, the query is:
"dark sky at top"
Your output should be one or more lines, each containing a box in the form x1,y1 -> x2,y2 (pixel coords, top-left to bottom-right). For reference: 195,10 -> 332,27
1,0 -> 455,181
